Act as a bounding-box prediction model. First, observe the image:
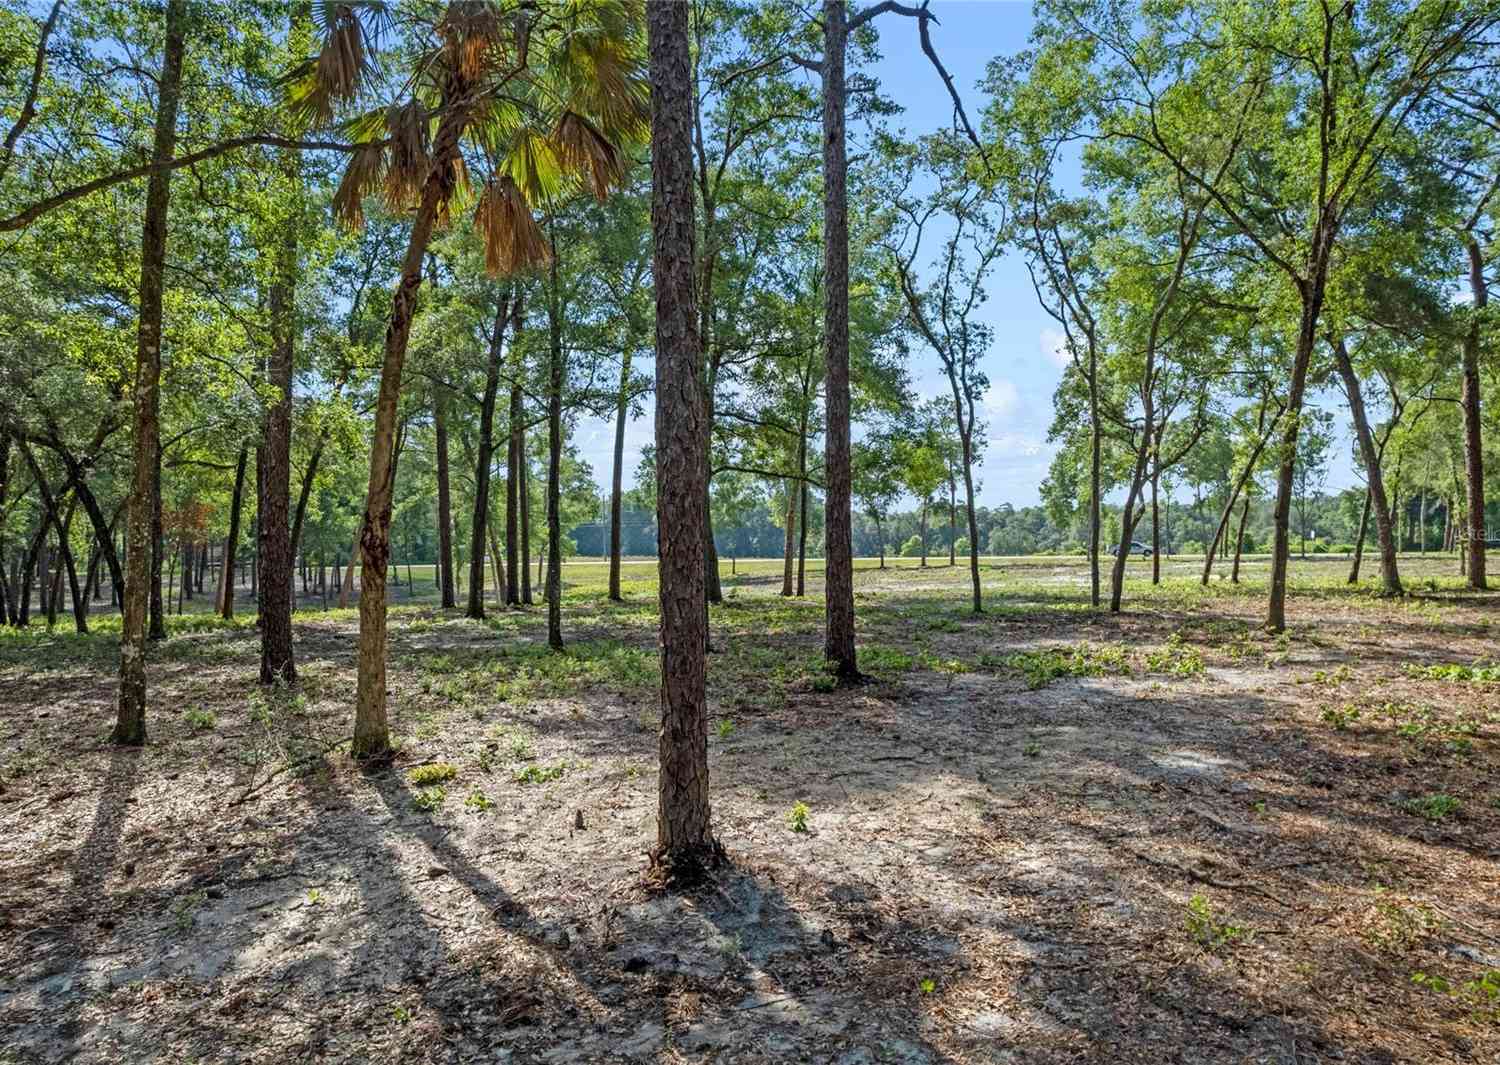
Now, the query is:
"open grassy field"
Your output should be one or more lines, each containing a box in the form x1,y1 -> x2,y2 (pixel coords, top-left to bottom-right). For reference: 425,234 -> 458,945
2,553 -> 1497,1063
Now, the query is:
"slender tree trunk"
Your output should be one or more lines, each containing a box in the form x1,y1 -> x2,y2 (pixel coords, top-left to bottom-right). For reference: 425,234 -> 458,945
1231,495 -> 1250,582
520,431 -> 533,605
1462,237 -> 1487,589
1202,404 -> 1280,586
219,447 -> 247,617
1349,486 -> 1372,583
780,480 -> 796,597
609,349 -> 631,602
1088,344 -> 1101,607
259,142 -> 299,686
1150,452 -> 1161,585
1110,445 -> 1152,612
960,436 -> 982,613
820,0 -> 857,680
434,389 -> 456,609
506,382 -> 522,606
874,513 -> 886,570
338,520 -> 360,609
116,0 -> 185,744
545,249 -> 565,650
487,523 -> 505,610
0,432 -> 8,624
796,476 -> 807,597
648,0 -> 716,875
920,499 -> 929,567
1332,336 -> 1401,596
467,293 -> 511,619
948,476 -> 956,567
148,440 -> 165,641
1267,282 -> 1328,632
181,539 -> 193,603
352,95 -> 467,760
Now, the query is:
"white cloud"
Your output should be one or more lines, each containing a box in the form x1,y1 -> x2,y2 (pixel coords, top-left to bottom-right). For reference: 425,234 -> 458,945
983,378 -> 1021,419
1040,327 -> 1071,369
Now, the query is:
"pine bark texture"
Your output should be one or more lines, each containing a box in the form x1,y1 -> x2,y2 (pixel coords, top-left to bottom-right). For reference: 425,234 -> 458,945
820,0 -> 857,679
467,292 -> 511,619
259,150 -> 298,687
435,389 -> 456,609
219,447 -> 247,617
1462,239 -> 1488,589
608,348 -> 631,601
648,0 -> 714,871
545,258 -> 565,650
115,0 -> 186,745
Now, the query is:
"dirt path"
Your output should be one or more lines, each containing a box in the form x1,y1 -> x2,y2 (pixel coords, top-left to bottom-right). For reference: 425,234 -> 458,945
2,560 -> 1497,1063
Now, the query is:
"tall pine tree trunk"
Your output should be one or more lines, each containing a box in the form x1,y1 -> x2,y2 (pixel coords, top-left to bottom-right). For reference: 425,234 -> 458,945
116,0 -> 185,744
148,441 -> 165,640
219,447 -> 247,617
649,0 -> 715,874
506,382 -> 522,606
434,388 -> 456,608
545,250 -> 565,650
820,0 -> 857,680
608,348 -> 631,601
259,141 -> 299,687
519,430 -> 533,605
780,480 -> 796,597
1462,238 -> 1488,589
468,291 -> 512,619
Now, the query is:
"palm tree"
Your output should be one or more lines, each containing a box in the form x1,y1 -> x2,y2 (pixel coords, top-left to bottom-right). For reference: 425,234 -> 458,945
289,0 -> 648,760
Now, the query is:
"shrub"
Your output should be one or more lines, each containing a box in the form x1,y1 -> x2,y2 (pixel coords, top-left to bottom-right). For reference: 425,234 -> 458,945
900,535 -> 925,558
954,536 -> 971,556
408,762 -> 458,786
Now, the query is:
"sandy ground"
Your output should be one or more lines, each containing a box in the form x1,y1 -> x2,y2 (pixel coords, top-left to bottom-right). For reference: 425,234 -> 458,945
1,555 -> 1497,1064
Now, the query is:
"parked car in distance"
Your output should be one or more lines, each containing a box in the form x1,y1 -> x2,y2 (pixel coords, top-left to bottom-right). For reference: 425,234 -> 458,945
1107,540 -> 1154,557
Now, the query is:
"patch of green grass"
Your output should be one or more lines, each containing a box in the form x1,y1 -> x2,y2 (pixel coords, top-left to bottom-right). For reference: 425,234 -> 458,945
514,763 -> 565,785
1184,893 -> 1252,949
1399,793 -> 1460,822
411,786 -> 447,812
1319,702 -> 1361,731
463,789 -> 494,812
1145,633 -> 1205,677
407,762 -> 458,786
1405,660 -> 1500,683
994,642 -> 1131,689
182,707 -> 217,731
1411,969 -> 1500,1023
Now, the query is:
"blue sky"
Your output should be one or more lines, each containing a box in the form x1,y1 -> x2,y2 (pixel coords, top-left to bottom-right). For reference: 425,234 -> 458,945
570,0 -> 1360,512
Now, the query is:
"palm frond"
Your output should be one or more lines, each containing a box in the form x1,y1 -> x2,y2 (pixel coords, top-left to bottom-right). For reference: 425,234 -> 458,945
474,176 -> 552,276
553,111 -> 625,200
506,130 -> 565,206
438,1 -> 509,82
290,2 -> 386,127
381,100 -> 431,212
332,142 -> 388,229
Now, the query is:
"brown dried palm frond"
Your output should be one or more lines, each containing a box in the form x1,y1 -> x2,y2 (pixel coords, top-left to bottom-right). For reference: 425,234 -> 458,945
435,154 -> 472,228
332,142 -> 388,229
381,100 -> 431,212
438,1 -> 509,82
288,2 -> 385,127
473,176 -> 551,277
553,111 -> 625,201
